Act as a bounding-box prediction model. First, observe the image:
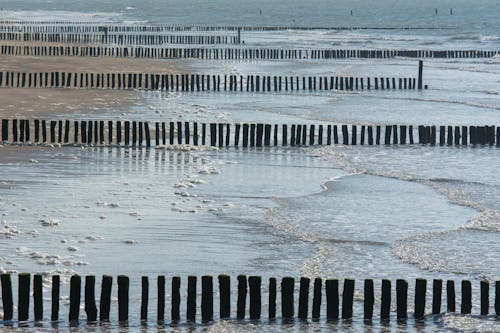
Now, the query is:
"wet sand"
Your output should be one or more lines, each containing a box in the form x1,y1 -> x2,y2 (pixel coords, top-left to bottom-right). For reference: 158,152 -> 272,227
0,55 -> 187,118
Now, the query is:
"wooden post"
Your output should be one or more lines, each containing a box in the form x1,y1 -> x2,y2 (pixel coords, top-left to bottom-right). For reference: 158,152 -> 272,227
269,278 -> 277,320
481,281 -> 489,316
432,279 -> 442,314
218,275 -> 230,319
157,275 -> 166,323
33,274 -> 43,321
298,277 -> 310,320
281,277 -> 295,319
187,276 -> 197,321
118,275 -> 129,322
342,125 -> 348,145
326,279 -> 339,320
249,276 -> 262,320
364,279 -> 374,320
171,276 -> 180,321
99,275 -> 112,321
495,281 -> 500,315
418,60 -> 423,90
141,276 -> 148,322
1,274 -> 13,321
342,279 -> 354,319
1,119 -> 8,141
312,278 -> 322,320
84,276 -> 97,322
69,275 -> 81,322
381,279 -> 391,320
414,279 -> 426,319
51,275 -> 60,321
201,276 -> 214,322
447,280 -> 456,312
461,280 -> 472,314
396,279 -> 408,320
210,123 -> 217,146
237,275 -> 247,319
18,273 -> 30,322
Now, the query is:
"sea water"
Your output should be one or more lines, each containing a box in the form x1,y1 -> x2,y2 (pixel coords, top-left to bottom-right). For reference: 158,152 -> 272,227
0,0 -> 499,331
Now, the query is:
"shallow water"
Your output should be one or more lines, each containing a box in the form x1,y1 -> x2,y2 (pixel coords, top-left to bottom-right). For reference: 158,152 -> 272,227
1,0 -> 500,332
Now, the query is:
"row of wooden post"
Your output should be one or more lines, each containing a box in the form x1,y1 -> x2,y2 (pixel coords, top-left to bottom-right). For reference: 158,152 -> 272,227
1,274 -> 498,324
0,70 -> 420,92
1,119 -> 498,148
1,44 -> 497,59
0,32 -> 240,45
0,23 -> 475,33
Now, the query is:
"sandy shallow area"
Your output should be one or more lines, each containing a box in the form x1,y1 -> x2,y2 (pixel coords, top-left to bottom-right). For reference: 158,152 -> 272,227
0,55 -> 187,118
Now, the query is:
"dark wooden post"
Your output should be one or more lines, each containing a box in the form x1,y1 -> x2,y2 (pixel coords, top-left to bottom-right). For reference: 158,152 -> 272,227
201,276 -> 214,322
69,275 -> 81,322
19,273 -> 30,322
141,276 -> 148,322
249,276 -> 262,320
298,277 -> 310,320
171,276 -> 181,321
481,281 -> 489,316
432,279 -> 442,314
281,277 -> 295,319
99,275 -> 112,321
495,281 -> 500,315
381,279 -> 391,320
418,60 -> 423,90
33,274 -> 43,321
326,279 -> 339,320
1,274 -> 13,321
396,279 -> 408,320
157,275 -> 166,323
364,279 -> 374,320
187,276 -> 197,321
218,275 -> 230,319
342,279 -> 354,319
269,278 -> 277,320
461,280 -> 472,314
51,275 -> 60,321
84,276 -> 97,322
414,279 -> 426,319
118,275 -> 129,322
237,275 -> 247,319
312,278 -> 322,320
447,280 -> 456,312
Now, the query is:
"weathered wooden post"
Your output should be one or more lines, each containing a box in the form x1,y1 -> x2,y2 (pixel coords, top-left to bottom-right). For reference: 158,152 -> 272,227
100,275 -> 112,321
69,275 -> 81,323
281,277 -> 295,319
325,279 -> 339,320
396,279 -> 408,320
269,278 -> 277,320
84,276 -> 97,322
201,276 -> 214,322
447,280 -> 456,312
249,276 -> 262,320
414,279 -> 426,319
141,276 -> 148,322
298,277 -> 310,320
432,279 -> 442,314
19,273 -> 31,322
381,279 -> 391,320
187,276 -> 197,321
342,279 -> 354,319
171,276 -> 181,321
237,275 -> 247,319
364,279 -> 374,320
218,275 -> 230,319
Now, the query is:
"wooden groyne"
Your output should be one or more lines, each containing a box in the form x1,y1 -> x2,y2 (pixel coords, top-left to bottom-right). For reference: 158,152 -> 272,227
0,274 -> 497,324
0,23 -> 453,32
0,71 -> 420,92
1,44 -> 497,59
2,120 -> 497,148
0,32 -> 240,45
